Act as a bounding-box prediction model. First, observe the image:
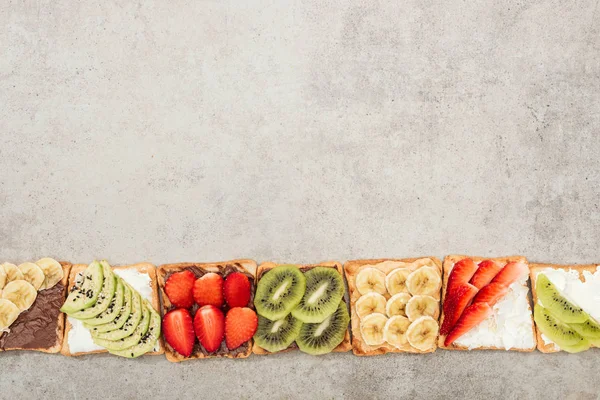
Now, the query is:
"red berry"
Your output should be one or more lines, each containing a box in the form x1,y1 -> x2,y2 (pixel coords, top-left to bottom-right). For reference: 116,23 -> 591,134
224,272 -> 251,308
193,305 -> 225,353
162,308 -> 195,357
225,307 -> 258,350
193,273 -> 224,307
165,270 -> 195,308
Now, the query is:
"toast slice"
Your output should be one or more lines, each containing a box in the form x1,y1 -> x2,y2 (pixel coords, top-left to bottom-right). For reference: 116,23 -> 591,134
61,262 -> 164,357
344,257 -> 442,356
438,255 -> 536,352
252,261 -> 351,355
157,259 -> 257,362
530,262 -> 600,353
0,262 -> 71,353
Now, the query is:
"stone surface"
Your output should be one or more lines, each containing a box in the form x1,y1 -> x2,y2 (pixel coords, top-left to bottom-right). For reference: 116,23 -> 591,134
1,0 -> 599,399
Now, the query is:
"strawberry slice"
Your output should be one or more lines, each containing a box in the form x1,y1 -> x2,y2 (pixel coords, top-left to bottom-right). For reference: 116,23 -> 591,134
470,260 -> 503,289
163,308 -> 196,357
440,283 -> 478,335
446,258 -> 478,294
224,272 -> 251,308
225,307 -> 258,350
471,282 -> 509,307
445,302 -> 493,346
193,273 -> 224,307
491,261 -> 528,287
165,270 -> 196,308
193,305 -> 225,353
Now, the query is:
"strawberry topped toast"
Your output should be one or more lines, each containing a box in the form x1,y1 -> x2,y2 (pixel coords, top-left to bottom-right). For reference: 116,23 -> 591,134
439,255 -> 536,351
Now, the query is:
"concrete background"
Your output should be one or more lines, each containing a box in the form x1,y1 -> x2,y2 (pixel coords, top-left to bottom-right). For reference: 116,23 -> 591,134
1,0 -> 599,399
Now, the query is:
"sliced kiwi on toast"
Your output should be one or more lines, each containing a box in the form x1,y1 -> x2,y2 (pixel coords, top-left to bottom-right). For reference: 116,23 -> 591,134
296,300 -> 349,355
71,262 -> 116,319
61,261 -> 104,314
570,318 -> 600,342
87,283 -> 133,333
92,289 -> 143,340
536,274 -> 588,323
255,265 -> 306,321
534,304 -> 586,350
84,278 -> 125,326
94,303 -> 151,351
254,313 -> 302,353
108,308 -> 161,358
292,267 -> 344,323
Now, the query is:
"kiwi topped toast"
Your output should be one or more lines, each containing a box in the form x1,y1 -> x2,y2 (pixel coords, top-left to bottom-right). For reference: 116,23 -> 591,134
252,261 -> 351,355
530,263 -> 600,353
345,258 -> 442,356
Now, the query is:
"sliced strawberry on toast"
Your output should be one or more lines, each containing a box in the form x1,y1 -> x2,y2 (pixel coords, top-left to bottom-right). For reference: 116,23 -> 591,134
446,258 -> 479,294
224,272 -> 251,308
491,261 -> 528,287
440,283 -> 478,335
225,307 -> 258,350
471,282 -> 509,307
165,270 -> 196,308
194,305 -> 225,353
470,260 -> 503,289
193,273 -> 224,307
444,302 -> 493,347
163,308 -> 196,357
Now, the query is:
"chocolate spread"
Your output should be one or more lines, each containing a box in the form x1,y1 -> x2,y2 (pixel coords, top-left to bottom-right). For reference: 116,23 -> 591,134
0,283 -> 66,350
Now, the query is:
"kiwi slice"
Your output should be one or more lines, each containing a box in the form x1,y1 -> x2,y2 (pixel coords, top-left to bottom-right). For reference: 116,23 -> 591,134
536,274 -> 588,323
83,278 -> 125,326
291,267 -> 344,323
92,289 -> 143,340
534,304 -> 585,348
87,284 -> 133,334
61,261 -> 104,314
255,265 -> 306,321
108,308 -> 161,358
560,337 -> 591,353
71,262 -> 116,319
253,313 -> 302,353
94,303 -> 151,351
570,318 -> 600,341
296,301 -> 349,355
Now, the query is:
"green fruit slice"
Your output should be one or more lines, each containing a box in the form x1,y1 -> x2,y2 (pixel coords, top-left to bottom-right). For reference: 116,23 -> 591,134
536,274 -> 588,323
83,278 -> 125,326
534,304 -> 585,348
86,283 -> 132,333
253,313 -> 302,353
291,267 -> 344,323
71,262 -> 116,319
93,303 -> 151,351
92,289 -> 143,340
296,301 -> 349,355
61,261 -> 104,314
570,318 -> 600,341
108,307 -> 161,358
255,265 -> 306,321
560,339 -> 591,353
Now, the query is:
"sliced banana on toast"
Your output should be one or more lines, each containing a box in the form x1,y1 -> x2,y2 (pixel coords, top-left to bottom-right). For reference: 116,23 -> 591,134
384,315 -> 411,348
1,280 -> 37,312
356,268 -> 387,295
406,266 -> 441,296
0,265 -> 6,290
35,258 -> 64,290
386,293 -> 412,317
355,292 -> 386,319
405,295 -> 439,321
0,298 -> 20,331
360,313 -> 388,346
18,262 -> 46,290
385,268 -> 411,295
406,315 -> 438,351
2,263 -> 24,283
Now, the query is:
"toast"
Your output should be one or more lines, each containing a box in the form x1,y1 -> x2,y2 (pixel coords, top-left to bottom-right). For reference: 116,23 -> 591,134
438,255 -> 536,352
0,262 -> 71,353
530,262 -> 600,353
252,261 -> 352,355
344,257 -> 442,356
61,262 -> 164,357
157,259 -> 257,362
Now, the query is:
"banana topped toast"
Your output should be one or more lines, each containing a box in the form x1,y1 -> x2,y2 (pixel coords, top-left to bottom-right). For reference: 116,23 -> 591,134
0,259 -> 71,353
252,261 -> 351,355
439,255 -> 536,352
345,258 -> 442,356
61,262 -> 164,357
530,263 -> 600,353
157,260 -> 257,362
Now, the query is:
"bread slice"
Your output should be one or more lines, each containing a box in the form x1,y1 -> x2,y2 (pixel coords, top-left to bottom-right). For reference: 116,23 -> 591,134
61,262 -> 164,357
438,255 -> 536,352
344,257 -> 442,356
252,261 -> 351,355
530,262 -> 600,353
0,262 -> 71,353
157,259 -> 257,362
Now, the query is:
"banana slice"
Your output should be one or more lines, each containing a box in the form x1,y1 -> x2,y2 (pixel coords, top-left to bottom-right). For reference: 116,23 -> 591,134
406,266 -> 442,296
360,313 -> 388,346
406,315 -> 439,351
383,315 -> 411,348
385,293 -> 412,317
356,268 -> 387,295
355,292 -> 386,319
1,280 -> 38,312
18,262 -> 45,290
405,295 -> 439,321
385,268 -> 411,295
1,263 -> 24,283
35,258 -> 64,290
0,298 -> 20,331
0,265 -> 6,290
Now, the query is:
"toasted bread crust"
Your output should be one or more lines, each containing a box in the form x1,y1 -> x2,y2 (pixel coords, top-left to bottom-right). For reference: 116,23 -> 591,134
252,261 -> 352,355
438,255 -> 536,352
344,257 -> 442,356
61,262 -> 164,357
529,262 -> 600,353
157,259 -> 257,362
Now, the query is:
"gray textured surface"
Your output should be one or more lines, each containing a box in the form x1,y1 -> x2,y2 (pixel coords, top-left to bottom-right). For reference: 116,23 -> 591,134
1,1 -> 599,399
